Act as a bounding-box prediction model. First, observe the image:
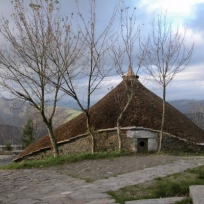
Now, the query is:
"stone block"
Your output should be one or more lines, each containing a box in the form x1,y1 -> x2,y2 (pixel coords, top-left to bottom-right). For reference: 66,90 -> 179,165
190,185 -> 204,204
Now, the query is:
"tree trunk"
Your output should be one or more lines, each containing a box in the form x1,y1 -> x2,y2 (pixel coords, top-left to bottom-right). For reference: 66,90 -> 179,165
117,118 -> 122,151
85,112 -> 95,154
158,86 -> 166,153
116,81 -> 135,151
46,123 -> 59,157
88,126 -> 95,154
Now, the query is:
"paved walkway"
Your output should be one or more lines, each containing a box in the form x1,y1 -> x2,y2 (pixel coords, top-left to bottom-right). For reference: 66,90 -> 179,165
125,197 -> 185,204
1,156 -> 204,204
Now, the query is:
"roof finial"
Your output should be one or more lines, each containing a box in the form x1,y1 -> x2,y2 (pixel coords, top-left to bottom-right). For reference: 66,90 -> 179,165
122,65 -> 139,80
127,65 -> 135,77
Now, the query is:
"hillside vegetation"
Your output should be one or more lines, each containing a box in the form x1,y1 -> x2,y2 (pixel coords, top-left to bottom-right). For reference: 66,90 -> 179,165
0,98 -> 81,145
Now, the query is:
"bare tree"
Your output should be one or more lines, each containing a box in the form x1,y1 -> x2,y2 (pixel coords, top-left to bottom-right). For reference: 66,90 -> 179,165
112,5 -> 146,151
0,0 -> 80,157
49,0 -> 118,153
145,13 -> 194,153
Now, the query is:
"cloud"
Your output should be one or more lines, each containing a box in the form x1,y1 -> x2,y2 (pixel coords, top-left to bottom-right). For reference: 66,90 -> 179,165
143,63 -> 204,101
0,0 -> 203,103
173,65 -> 203,82
185,2 -> 204,34
184,3 -> 204,66
146,79 -> 204,101
138,0 -> 204,16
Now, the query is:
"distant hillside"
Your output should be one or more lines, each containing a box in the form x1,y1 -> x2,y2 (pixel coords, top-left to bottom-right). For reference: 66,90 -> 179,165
0,98 -> 81,145
1,98 -> 204,146
169,99 -> 204,130
0,124 -> 22,145
168,100 -> 204,114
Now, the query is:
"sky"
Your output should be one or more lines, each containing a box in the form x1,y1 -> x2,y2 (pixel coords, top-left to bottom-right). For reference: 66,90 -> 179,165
136,0 -> 204,101
0,0 -> 204,108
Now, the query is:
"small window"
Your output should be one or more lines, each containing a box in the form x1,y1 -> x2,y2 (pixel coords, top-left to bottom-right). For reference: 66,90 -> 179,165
139,141 -> 145,147
137,138 -> 148,152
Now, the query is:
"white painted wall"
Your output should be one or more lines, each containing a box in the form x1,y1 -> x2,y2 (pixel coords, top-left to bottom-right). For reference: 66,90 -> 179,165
127,130 -> 158,152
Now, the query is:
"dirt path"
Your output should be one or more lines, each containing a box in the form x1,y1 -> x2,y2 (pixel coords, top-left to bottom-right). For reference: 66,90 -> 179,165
50,155 -> 196,180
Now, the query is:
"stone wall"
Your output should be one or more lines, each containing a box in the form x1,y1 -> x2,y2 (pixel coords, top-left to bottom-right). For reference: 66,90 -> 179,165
17,126 -> 204,161
95,130 -> 133,152
21,128 -> 135,161
58,129 -> 134,155
59,135 -> 92,155
162,134 -> 204,153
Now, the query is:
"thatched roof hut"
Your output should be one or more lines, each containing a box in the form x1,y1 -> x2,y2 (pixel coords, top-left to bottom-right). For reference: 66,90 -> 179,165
17,73 -> 204,160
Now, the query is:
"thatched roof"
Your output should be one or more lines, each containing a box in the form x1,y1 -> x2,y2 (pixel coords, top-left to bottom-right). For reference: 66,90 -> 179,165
18,78 -> 204,159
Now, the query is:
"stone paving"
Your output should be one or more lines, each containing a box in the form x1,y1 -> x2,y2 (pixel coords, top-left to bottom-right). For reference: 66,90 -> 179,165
1,156 -> 204,204
189,185 -> 204,204
125,197 -> 185,204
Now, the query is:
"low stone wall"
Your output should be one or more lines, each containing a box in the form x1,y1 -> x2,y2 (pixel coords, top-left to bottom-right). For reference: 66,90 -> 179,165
57,129 -> 133,155
59,135 -> 92,154
16,126 -> 204,161
23,149 -> 53,160
95,129 -> 133,152
0,145 -> 22,152
162,134 -> 204,153
20,128 -> 134,161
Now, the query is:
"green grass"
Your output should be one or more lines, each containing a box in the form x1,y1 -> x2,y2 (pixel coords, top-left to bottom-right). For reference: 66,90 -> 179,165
108,165 -> 204,204
175,197 -> 192,204
0,151 -> 133,170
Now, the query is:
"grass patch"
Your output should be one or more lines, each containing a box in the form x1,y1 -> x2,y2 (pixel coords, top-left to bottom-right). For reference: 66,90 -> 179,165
0,150 -> 133,170
108,165 -> 204,204
175,197 -> 192,204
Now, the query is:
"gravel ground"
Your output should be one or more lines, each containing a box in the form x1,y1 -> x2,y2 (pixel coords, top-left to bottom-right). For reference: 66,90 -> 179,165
50,154 -> 188,181
0,154 -> 194,181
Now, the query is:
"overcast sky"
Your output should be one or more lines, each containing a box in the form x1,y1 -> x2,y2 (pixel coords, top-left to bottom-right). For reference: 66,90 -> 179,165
0,0 -> 203,107
137,0 -> 204,101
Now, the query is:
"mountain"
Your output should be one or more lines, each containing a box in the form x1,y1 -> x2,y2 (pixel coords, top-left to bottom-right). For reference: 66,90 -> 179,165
0,98 -> 81,127
169,99 -> 204,130
168,99 -> 204,114
0,124 -> 22,145
0,98 -> 81,145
